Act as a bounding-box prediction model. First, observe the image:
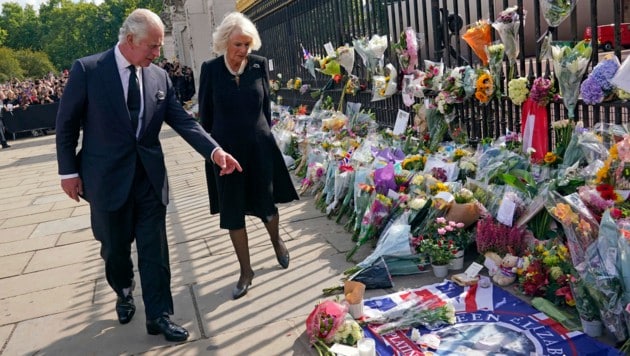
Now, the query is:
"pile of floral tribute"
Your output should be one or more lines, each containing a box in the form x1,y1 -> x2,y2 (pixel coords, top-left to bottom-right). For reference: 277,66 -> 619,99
269,4 -> 630,351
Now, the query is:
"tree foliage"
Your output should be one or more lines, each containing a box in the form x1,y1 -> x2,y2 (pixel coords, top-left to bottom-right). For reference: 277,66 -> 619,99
0,0 -> 164,76
0,47 -> 24,82
14,49 -> 56,79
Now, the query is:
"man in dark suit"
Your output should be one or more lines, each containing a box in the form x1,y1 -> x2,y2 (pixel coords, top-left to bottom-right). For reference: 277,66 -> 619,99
55,8 -> 241,342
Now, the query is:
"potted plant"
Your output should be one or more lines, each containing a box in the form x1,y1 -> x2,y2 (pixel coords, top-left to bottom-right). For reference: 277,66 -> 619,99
570,276 -> 602,337
413,235 -> 457,278
420,216 -> 473,270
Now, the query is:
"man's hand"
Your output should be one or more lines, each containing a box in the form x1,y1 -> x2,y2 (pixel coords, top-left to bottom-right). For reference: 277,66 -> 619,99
211,149 -> 243,176
61,177 -> 83,202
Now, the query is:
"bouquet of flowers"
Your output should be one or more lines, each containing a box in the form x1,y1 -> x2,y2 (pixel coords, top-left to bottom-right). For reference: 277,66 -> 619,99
317,54 -> 342,78
392,27 -> 421,75
492,6 -> 525,81
326,164 -> 355,216
421,60 -> 444,94
336,45 -> 355,75
301,45 -> 319,79
371,63 -> 398,102
551,40 -> 592,119
508,77 -> 529,105
475,69 -> 495,104
580,55 -> 621,105
570,275 -> 601,323
540,0 -> 578,28
348,170 -> 374,234
364,293 -> 456,334
485,42 -> 505,96
529,76 -> 556,106
306,300 -> 363,355
462,20 -> 492,65
552,119 -> 574,158
347,192 -> 393,260
434,66 -> 470,115
353,34 -> 388,78
518,240 -> 575,307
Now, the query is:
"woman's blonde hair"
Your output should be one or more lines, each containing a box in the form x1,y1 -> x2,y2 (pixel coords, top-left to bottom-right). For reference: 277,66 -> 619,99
212,12 -> 261,55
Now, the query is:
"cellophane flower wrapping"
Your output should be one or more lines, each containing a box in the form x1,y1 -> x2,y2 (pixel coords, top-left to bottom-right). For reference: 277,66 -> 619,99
582,210 -> 628,341
540,0 -> 578,27
349,170 -> 374,235
356,210 -> 413,269
492,6 -> 525,81
300,147 -> 328,195
371,63 -> 398,101
306,300 -> 363,354
485,42 -> 505,95
462,20 -> 492,66
421,60 -> 444,93
317,159 -> 337,210
363,293 -> 456,334
306,300 -> 349,344
551,119 -> 574,159
474,68 -> 495,104
393,27 -> 420,74
301,46 -> 318,79
353,34 -> 388,77
551,40 -> 592,119
425,107 -> 448,152
336,45 -> 355,75
347,192 -> 393,260
326,164 -> 355,215
434,66 -> 469,115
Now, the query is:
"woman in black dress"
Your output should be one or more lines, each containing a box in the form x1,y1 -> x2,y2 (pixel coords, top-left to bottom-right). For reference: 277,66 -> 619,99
198,12 -> 299,299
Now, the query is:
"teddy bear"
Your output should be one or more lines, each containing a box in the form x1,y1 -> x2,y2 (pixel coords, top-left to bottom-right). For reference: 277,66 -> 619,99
484,252 -> 523,287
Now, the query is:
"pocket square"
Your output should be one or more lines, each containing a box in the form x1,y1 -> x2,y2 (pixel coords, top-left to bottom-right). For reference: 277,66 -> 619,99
253,63 -> 260,69
156,90 -> 165,101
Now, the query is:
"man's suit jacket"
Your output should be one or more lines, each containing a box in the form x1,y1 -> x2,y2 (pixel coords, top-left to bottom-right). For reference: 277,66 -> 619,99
56,48 -> 218,211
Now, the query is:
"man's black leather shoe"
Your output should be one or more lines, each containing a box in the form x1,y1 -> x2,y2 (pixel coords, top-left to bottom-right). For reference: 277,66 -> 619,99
115,294 -> 135,324
146,316 -> 189,342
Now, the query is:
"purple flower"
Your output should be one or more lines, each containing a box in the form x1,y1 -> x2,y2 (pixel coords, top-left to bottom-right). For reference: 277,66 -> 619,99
529,77 -> 553,106
590,58 -> 619,92
580,77 -> 605,105
373,163 -> 397,195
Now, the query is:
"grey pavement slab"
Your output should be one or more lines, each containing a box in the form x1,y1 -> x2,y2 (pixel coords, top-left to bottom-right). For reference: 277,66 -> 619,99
0,252 -> 32,279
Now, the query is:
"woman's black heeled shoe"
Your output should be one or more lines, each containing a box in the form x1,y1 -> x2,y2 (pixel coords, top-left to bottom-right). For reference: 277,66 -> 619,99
274,240 -> 290,269
232,274 -> 254,300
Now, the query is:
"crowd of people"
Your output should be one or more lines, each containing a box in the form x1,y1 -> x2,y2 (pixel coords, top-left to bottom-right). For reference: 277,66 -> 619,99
158,58 -> 195,105
0,58 -> 195,147
0,72 -> 68,146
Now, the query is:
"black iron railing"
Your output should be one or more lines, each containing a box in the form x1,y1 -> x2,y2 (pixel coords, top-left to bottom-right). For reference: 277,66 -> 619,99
244,0 -> 630,141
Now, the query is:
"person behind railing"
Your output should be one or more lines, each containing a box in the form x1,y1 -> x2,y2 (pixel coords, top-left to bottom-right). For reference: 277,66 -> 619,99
0,90 -> 11,148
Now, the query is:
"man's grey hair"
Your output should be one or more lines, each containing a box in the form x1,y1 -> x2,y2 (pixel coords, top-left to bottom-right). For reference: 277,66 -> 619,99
118,8 -> 164,43
212,12 -> 261,55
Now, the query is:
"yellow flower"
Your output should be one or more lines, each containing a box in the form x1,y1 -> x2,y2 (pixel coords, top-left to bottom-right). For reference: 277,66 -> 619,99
402,155 -> 421,170
430,182 -> 449,195
411,174 -> 424,186
610,144 -> 619,160
543,152 -> 557,165
549,266 -> 563,280
594,158 -> 611,184
551,203 -> 577,225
